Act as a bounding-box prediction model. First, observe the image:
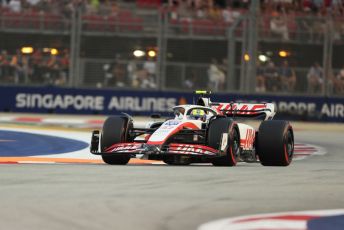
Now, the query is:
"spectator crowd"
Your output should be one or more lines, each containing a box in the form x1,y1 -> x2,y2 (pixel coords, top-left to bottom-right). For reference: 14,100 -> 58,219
101,56 -> 157,89
1,0 -> 344,94
256,60 -> 296,93
0,49 -> 69,86
0,0 -> 120,17
255,59 -> 344,95
260,0 -> 344,41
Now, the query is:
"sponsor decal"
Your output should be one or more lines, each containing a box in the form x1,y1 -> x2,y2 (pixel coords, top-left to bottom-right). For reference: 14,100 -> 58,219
164,120 -> 181,126
15,93 -> 177,113
277,101 -> 317,116
320,103 -> 344,118
160,120 -> 181,130
213,104 -> 267,115
276,101 -> 344,118
108,143 -> 141,152
169,144 -> 217,155
107,96 -> 176,112
16,93 -> 104,110
0,86 -> 342,121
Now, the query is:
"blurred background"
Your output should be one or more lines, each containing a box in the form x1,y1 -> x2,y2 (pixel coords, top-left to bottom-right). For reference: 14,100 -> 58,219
0,0 -> 343,121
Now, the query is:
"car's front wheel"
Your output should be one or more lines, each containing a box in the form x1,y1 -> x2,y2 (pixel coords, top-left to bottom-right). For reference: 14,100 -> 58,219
101,116 -> 132,165
207,118 -> 240,166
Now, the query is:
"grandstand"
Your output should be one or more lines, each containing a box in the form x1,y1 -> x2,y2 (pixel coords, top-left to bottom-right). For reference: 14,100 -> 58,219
0,0 -> 343,121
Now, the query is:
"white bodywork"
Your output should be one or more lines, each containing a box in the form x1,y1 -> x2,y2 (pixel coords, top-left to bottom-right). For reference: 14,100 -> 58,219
147,119 -> 202,145
145,103 -> 267,150
236,123 -> 256,150
198,97 -> 276,120
146,105 -> 209,145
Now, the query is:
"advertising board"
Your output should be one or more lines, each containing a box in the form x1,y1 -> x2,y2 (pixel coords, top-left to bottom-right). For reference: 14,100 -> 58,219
0,86 -> 342,122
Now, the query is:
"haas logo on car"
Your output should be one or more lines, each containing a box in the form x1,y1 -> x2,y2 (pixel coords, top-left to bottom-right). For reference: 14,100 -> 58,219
169,144 -> 217,155
109,143 -> 140,152
213,104 -> 266,115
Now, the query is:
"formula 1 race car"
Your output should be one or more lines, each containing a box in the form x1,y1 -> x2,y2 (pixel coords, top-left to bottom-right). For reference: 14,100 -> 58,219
90,91 -> 294,166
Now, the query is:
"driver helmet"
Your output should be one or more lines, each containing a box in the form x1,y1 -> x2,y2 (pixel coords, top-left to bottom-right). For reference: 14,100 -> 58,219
190,109 -> 205,120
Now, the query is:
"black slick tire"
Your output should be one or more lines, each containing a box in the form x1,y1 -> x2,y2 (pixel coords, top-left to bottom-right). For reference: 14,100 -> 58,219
101,116 -> 131,165
208,118 -> 240,166
257,120 -> 294,166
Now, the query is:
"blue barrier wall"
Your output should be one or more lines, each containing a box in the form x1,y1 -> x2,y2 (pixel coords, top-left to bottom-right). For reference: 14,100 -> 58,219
0,86 -> 343,122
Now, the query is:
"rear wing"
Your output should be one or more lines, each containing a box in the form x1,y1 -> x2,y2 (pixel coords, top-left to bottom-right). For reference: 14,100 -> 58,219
197,97 -> 276,120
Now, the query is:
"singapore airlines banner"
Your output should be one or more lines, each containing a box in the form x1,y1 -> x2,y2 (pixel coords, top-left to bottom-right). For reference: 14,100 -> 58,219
0,86 -> 343,122
1,86 -> 183,115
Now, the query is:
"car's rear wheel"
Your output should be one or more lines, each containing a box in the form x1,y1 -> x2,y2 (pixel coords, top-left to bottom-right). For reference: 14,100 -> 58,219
101,116 -> 132,165
208,118 -> 240,166
257,120 -> 294,166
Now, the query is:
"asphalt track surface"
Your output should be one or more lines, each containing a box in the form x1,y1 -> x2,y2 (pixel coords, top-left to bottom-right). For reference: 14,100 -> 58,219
0,122 -> 343,230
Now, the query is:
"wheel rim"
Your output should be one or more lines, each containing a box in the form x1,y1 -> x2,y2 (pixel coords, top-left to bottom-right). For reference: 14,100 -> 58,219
232,129 -> 240,158
286,131 -> 294,158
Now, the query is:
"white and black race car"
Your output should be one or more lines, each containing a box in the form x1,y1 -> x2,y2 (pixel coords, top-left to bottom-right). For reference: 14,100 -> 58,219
90,91 -> 294,166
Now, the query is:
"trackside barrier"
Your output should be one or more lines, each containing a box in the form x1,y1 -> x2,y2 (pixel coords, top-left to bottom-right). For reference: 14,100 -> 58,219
0,86 -> 342,122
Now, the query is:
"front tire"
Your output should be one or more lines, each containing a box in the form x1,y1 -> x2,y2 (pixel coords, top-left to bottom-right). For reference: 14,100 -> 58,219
257,120 -> 294,166
207,118 -> 240,166
101,116 -> 132,165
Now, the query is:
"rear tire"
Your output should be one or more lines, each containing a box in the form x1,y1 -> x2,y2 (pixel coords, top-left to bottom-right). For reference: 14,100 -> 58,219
257,120 -> 294,166
101,116 -> 132,165
208,118 -> 240,166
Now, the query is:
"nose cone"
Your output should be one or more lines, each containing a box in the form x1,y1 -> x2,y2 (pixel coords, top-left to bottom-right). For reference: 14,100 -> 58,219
142,144 -> 161,153
147,120 -> 182,145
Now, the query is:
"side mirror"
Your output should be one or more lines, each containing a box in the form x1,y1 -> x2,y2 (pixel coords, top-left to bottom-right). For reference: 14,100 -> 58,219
151,113 -> 161,119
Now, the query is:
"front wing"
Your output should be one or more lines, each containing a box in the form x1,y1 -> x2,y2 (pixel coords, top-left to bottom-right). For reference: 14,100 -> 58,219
95,142 -> 221,157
